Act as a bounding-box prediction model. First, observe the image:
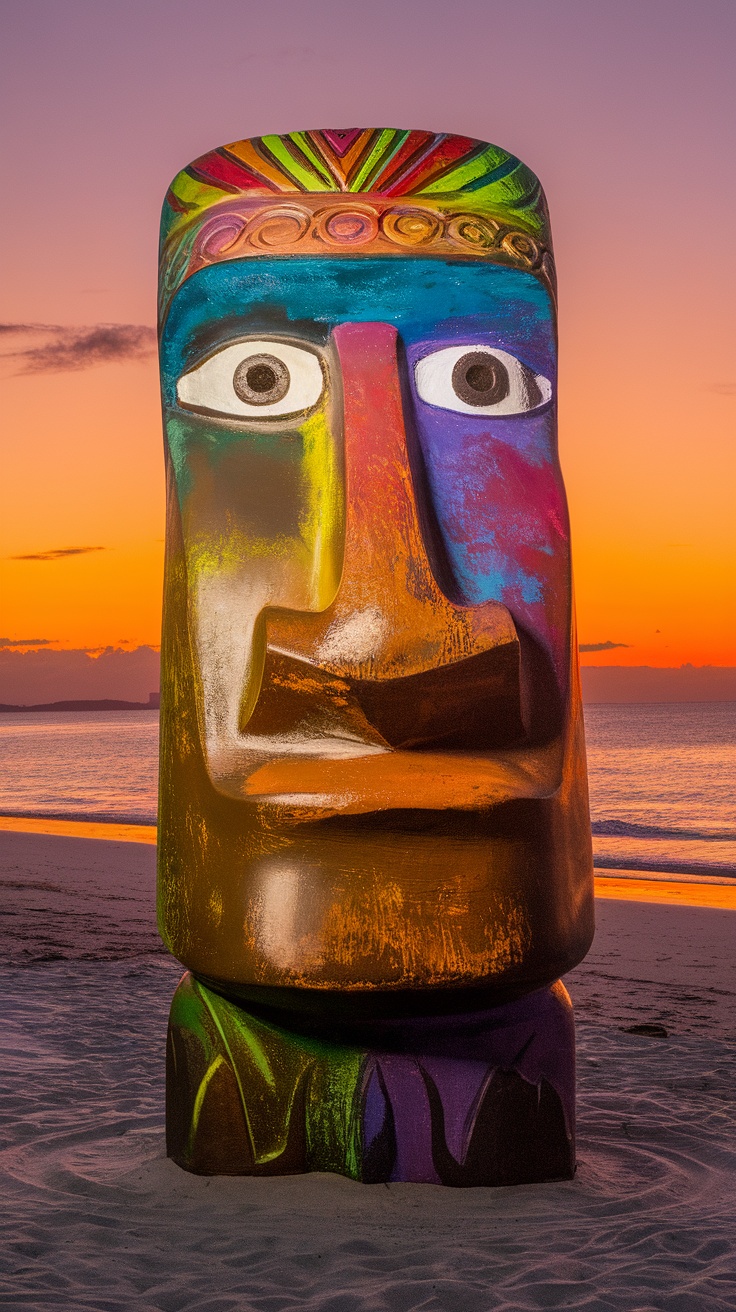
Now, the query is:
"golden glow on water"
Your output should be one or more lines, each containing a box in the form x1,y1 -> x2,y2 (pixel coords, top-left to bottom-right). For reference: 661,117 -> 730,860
0,815 -> 157,844
593,873 -> 736,910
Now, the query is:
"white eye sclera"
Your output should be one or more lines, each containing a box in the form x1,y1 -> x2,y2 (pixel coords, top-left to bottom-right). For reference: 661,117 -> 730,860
176,339 -> 325,419
414,345 -> 552,416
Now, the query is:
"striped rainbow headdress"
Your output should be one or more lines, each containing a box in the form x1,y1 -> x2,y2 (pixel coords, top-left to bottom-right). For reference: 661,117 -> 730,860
159,129 -> 555,323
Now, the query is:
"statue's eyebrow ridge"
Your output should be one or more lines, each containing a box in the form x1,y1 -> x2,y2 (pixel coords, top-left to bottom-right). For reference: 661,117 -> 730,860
182,312 -> 329,365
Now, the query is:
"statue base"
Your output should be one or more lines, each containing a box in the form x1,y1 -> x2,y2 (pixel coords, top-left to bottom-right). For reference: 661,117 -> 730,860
166,973 -> 575,1186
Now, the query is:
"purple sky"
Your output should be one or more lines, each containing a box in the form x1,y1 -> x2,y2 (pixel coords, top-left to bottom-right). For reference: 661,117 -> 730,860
2,0 -> 735,677
3,0 -> 735,326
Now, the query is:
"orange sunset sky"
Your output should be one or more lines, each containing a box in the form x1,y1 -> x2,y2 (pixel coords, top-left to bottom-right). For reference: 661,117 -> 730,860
1,0 -> 735,670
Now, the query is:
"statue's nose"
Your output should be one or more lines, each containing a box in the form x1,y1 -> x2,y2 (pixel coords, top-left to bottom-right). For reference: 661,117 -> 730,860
268,321 -> 517,680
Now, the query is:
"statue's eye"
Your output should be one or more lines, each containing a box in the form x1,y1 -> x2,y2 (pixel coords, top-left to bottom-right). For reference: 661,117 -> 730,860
176,339 -> 325,419
414,345 -> 551,416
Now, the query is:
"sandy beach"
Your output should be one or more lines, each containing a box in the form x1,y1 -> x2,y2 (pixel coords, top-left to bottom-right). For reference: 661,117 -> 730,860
1,829 -> 735,1310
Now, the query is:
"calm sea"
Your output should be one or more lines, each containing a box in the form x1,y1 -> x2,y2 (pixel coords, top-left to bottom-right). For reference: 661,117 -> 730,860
0,703 -> 733,879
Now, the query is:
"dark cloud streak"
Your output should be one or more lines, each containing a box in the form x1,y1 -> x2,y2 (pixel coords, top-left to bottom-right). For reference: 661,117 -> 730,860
579,640 -> 631,652
0,322 -> 156,374
10,546 -> 106,562
0,638 -> 54,647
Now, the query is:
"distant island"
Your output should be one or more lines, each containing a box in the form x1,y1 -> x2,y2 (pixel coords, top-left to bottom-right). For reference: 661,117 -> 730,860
0,692 -> 160,713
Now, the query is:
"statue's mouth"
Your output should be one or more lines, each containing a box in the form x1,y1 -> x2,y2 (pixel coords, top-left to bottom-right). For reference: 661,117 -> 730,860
201,636 -> 566,817
252,641 -> 525,752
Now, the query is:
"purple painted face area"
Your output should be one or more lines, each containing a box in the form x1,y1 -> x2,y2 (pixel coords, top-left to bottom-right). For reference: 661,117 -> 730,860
401,306 -> 565,691
408,378 -> 569,686
405,308 -> 566,687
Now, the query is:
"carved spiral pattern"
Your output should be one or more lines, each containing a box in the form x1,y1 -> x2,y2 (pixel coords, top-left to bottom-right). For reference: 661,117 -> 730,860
381,208 -> 443,247
245,206 -> 312,250
179,203 -> 553,303
500,230 -> 541,267
317,207 -> 379,246
197,213 -> 248,258
446,213 -> 500,250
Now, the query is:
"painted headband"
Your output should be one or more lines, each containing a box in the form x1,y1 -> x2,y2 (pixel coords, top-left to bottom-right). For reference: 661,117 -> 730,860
159,129 -> 556,324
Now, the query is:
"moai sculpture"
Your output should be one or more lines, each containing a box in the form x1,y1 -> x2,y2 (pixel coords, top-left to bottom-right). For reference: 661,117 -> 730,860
157,129 -> 594,1185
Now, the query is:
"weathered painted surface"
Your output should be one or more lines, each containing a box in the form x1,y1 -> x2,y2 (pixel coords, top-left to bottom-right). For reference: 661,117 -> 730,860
158,129 -> 593,1182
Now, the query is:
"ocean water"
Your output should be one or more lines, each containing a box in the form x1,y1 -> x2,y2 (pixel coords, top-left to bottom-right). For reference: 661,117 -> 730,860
0,711 -> 159,827
0,704 -> 733,879
584,702 -> 735,879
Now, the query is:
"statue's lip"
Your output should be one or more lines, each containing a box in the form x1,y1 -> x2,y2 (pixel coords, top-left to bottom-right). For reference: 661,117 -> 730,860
202,640 -> 566,815
212,735 -> 565,816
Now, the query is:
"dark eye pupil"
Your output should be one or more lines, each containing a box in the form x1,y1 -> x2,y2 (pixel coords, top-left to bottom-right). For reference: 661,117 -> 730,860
247,363 -> 277,393
452,351 -> 509,407
233,352 -> 290,406
465,362 -> 495,392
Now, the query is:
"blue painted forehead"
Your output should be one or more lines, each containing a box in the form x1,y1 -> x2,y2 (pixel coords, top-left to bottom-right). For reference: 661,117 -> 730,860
162,257 -> 555,380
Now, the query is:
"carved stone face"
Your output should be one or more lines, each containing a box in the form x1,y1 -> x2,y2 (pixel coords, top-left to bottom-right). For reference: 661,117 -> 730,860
157,130 -> 593,1004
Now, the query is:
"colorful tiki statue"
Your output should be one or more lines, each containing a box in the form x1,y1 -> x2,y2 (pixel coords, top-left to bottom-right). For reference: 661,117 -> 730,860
157,129 -> 594,1185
